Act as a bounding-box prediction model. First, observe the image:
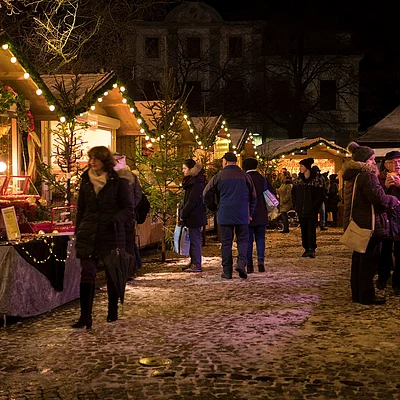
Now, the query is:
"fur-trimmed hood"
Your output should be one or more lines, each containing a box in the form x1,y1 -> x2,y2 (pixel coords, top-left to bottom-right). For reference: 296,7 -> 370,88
342,160 -> 378,181
117,168 -> 135,185
187,162 -> 203,177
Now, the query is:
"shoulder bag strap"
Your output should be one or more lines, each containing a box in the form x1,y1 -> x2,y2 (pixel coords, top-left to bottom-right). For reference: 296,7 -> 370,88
350,173 -> 375,230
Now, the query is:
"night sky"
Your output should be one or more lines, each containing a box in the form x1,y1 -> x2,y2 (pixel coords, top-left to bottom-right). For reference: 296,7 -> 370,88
191,0 -> 400,132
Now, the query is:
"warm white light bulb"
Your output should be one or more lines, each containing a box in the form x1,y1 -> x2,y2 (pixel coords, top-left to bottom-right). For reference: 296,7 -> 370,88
49,105 -> 55,111
36,89 -> 42,95
2,44 -> 9,50
91,105 -> 95,110
0,162 -> 7,173
10,56 -> 17,63
23,72 -> 30,79
60,116 -> 66,123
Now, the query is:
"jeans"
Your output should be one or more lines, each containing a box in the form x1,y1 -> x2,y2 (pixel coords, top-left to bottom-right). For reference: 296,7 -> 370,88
247,225 -> 266,265
299,214 -> 318,250
189,227 -> 202,267
220,224 -> 249,275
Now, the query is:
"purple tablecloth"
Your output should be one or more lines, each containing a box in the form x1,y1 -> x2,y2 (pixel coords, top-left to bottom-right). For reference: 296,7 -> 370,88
0,239 -> 80,317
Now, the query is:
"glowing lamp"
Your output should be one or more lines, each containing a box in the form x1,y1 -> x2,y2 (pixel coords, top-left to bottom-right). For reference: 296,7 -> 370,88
0,162 -> 7,173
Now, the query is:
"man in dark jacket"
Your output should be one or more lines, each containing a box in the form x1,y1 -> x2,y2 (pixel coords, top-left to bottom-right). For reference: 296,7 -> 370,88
376,150 -> 400,295
203,152 -> 257,279
292,158 -> 325,258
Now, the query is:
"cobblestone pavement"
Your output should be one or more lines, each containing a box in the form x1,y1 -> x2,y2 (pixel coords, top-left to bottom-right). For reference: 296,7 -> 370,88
1,227 -> 400,399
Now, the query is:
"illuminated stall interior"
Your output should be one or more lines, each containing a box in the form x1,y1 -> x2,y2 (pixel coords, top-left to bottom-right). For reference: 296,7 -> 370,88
257,137 -> 349,179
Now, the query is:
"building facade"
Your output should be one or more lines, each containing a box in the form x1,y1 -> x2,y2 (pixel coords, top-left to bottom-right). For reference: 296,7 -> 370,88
127,2 -> 361,147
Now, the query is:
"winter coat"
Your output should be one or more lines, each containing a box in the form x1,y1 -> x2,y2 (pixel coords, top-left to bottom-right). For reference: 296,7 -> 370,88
277,177 -> 293,213
180,163 -> 207,228
75,169 -> 134,259
326,179 -> 340,212
117,169 -> 143,232
342,160 -> 398,239
203,165 -> 257,225
291,169 -> 325,217
246,170 -> 270,226
377,170 -> 400,241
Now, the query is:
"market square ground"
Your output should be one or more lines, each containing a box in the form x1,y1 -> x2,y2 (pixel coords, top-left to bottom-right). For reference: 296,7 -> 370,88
1,227 -> 399,399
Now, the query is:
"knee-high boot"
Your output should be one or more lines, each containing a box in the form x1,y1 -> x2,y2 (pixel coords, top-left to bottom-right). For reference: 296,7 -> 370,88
106,279 -> 119,322
71,283 -> 95,330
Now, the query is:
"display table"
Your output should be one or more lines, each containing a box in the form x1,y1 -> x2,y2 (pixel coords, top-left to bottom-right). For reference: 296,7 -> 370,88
0,237 -> 80,325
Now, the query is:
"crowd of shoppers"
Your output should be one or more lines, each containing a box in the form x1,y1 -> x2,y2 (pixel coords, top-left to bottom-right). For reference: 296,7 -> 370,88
71,141 -> 400,331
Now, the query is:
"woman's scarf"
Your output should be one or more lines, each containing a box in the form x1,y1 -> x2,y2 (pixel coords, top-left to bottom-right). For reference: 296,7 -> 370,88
88,168 -> 108,195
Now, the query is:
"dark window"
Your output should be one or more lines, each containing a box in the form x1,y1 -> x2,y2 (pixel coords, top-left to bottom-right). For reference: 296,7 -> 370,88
186,81 -> 202,111
228,37 -> 243,58
272,81 -> 292,111
320,80 -> 336,110
145,37 -> 159,58
186,37 -> 201,59
143,80 -> 160,99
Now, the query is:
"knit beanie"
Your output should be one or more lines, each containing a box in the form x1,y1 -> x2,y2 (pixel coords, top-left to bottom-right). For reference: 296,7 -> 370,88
242,157 -> 258,171
222,152 -> 237,162
299,157 -> 314,171
347,142 -> 374,162
183,158 -> 196,169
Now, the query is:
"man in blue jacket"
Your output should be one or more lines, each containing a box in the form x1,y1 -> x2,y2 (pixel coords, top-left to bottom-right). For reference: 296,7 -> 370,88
203,152 -> 257,279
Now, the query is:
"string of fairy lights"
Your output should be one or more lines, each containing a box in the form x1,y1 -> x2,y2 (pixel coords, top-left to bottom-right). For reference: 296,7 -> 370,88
12,236 -> 75,264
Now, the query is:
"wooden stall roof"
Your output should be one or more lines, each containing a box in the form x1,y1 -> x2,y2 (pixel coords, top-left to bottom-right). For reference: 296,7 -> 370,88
357,105 -> 400,146
257,137 -> 348,158
0,42 -> 53,119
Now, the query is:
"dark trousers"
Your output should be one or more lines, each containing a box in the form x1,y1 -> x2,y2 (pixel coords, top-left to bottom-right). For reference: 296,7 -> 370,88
281,212 -> 289,231
377,239 -> 393,283
378,239 -> 400,289
299,214 -> 318,250
80,258 -> 98,284
188,226 -> 202,267
247,225 -> 266,265
220,224 -> 249,275
351,237 -> 382,302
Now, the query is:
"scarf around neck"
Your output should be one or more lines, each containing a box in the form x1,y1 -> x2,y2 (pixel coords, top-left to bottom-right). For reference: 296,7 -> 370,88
88,168 -> 108,195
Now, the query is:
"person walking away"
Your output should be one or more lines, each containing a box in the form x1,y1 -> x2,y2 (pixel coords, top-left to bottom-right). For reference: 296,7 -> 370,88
342,142 -> 399,305
376,151 -> 400,295
292,158 -> 325,258
180,159 -> 207,273
117,166 -> 143,280
326,174 -> 340,227
73,146 -> 134,329
242,157 -> 271,273
277,170 -> 293,234
203,152 -> 256,279
312,166 -> 328,231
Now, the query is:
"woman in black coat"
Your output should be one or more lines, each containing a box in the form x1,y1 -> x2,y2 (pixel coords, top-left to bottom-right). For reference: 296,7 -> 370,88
242,157 -> 272,273
180,159 -> 207,272
342,142 -> 399,305
72,146 -> 134,329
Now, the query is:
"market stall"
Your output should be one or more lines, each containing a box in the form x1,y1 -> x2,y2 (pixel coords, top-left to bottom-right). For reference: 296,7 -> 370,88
0,235 -> 80,326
